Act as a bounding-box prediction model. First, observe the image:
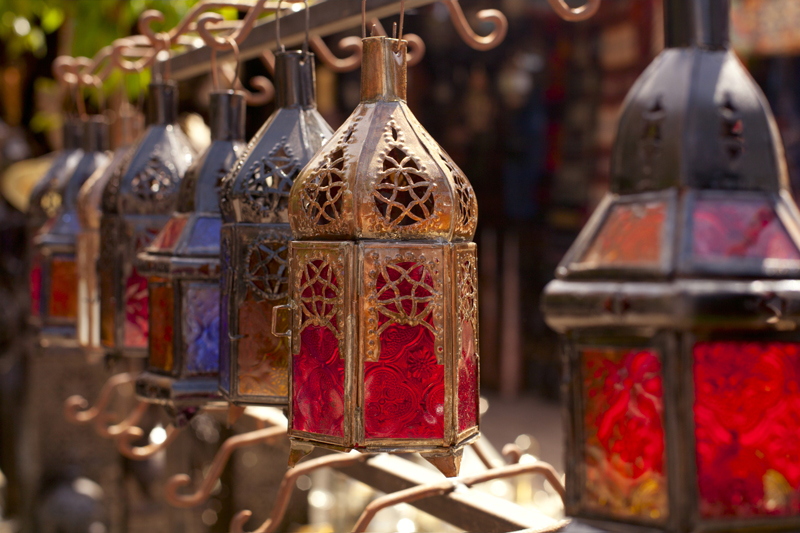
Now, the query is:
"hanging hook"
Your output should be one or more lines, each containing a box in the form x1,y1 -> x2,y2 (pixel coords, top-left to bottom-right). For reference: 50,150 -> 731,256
165,425 -> 287,508
441,0 -> 508,51
195,0 -> 281,51
308,35 -> 363,73
64,372 -> 138,424
547,0 -> 601,21
115,423 -> 183,460
230,452 -> 369,533
368,18 -> 426,67
94,402 -> 149,439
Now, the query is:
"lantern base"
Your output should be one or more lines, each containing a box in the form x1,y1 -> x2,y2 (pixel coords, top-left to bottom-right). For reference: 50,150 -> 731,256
135,371 -> 224,409
420,450 -> 463,478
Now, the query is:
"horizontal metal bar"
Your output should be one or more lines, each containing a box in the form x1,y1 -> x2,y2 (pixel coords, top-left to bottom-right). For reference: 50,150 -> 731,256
168,0 -> 436,80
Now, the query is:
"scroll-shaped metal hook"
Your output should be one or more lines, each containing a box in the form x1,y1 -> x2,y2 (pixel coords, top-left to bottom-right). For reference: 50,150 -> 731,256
64,372 -> 137,425
351,460 -> 566,533
368,18 -> 426,67
115,423 -> 183,460
230,452 -> 369,533
441,0 -> 508,51
308,35 -> 363,73
165,425 -> 287,508
195,0 -> 282,51
94,401 -> 149,439
547,0 -> 601,21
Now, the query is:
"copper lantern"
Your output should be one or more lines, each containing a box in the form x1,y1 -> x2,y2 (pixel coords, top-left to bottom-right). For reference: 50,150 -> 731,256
219,50 -> 333,407
281,35 -> 480,477
135,91 -> 245,413
100,81 -> 196,358
542,0 -> 800,530
31,116 -> 110,344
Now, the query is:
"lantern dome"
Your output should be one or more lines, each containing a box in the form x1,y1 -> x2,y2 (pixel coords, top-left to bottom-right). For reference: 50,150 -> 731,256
289,37 -> 476,243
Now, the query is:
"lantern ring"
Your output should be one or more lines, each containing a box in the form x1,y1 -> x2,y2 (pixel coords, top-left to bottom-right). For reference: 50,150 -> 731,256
272,303 -> 293,338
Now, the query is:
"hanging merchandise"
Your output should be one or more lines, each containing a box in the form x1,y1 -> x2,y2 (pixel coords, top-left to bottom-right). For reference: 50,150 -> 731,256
279,18 -> 480,477
31,115 -> 111,344
542,0 -> 800,530
135,90 -> 245,415
219,8 -> 334,408
99,74 -> 196,359
77,110 -> 143,360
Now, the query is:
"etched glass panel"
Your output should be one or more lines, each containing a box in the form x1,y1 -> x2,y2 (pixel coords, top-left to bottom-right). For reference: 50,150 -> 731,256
123,267 -> 148,348
579,202 -> 666,268
237,293 -> 289,397
456,249 -> 479,433
148,283 -> 174,372
183,283 -> 220,375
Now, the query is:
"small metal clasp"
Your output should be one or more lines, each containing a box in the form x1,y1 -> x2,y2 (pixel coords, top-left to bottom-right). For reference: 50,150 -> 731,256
272,303 -> 292,338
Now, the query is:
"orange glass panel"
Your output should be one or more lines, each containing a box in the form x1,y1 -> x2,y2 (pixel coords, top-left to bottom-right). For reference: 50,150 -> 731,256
579,202 -> 666,268
148,283 -> 175,372
237,291 -> 289,397
149,216 -> 188,252
49,256 -> 78,319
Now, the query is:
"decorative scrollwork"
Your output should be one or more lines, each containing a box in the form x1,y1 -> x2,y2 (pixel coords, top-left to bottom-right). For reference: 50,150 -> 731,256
298,259 -> 341,336
244,143 -> 297,215
301,148 -> 346,226
130,157 -> 178,204
439,151 -> 477,238
457,250 -> 478,328
375,261 -> 435,335
244,237 -> 289,301
373,125 -> 434,228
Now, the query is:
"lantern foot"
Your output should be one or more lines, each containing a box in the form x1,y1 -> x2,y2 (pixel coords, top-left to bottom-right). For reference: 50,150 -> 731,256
421,449 -> 463,478
288,441 -> 315,467
227,404 -> 246,427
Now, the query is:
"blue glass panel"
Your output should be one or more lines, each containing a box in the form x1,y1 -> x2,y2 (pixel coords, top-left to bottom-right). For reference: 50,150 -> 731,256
186,217 -> 222,254
183,282 -> 220,375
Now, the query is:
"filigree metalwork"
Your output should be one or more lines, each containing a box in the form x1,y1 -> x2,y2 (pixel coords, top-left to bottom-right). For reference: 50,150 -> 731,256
244,143 -> 297,215
301,147 -> 346,226
439,151 -> 477,238
457,249 -> 478,330
298,258 -> 341,337
131,156 -> 178,204
244,237 -> 289,301
375,261 -> 435,334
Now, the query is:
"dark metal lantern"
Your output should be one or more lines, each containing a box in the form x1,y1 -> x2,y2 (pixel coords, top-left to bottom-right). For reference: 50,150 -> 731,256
542,0 -> 800,530
99,81 -> 196,358
218,51 -> 333,407
135,91 -> 246,412
31,116 -> 110,345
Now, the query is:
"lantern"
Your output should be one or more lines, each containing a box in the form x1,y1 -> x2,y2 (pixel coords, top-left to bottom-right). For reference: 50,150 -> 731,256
541,0 -> 800,530
77,113 -> 142,360
99,80 -> 196,358
31,116 -> 110,344
281,35 -> 480,477
135,91 -> 245,413
218,50 -> 333,408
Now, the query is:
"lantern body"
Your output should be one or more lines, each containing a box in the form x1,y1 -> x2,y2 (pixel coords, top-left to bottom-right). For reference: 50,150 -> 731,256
542,2 -> 800,530
136,91 -> 245,411
219,51 -> 333,407
99,81 -> 195,358
286,37 -> 479,477
31,116 -> 109,344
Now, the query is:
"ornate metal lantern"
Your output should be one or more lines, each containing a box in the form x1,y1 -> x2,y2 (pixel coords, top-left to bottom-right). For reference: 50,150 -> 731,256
100,80 -> 196,358
219,50 -> 333,408
542,0 -> 800,530
31,116 -> 110,344
281,35 -> 480,477
135,91 -> 245,413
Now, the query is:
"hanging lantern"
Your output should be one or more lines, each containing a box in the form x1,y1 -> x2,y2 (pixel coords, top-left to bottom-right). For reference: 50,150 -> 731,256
219,50 -> 333,408
542,0 -> 800,529
77,112 -> 142,360
280,34 -> 480,477
31,116 -> 110,344
135,91 -> 245,413
99,80 -> 196,358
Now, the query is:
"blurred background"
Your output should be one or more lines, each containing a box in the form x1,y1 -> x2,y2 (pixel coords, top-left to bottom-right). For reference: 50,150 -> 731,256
1,0 -> 800,531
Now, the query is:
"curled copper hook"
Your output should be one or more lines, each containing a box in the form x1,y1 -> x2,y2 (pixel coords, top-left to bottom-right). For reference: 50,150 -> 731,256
308,35 -> 363,73
94,401 -> 149,439
64,372 -> 138,424
115,423 -> 183,460
231,452 -> 369,533
547,0 -> 601,21
441,0 -> 508,51
195,0 -> 282,51
351,461 -> 566,533
165,425 -> 287,508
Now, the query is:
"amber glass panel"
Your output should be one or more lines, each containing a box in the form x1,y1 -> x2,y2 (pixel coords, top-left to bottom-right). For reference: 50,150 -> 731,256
693,199 -> 800,261
148,283 -> 175,372
237,291 -> 289,397
100,263 -> 115,346
579,202 -> 666,268
582,347 -> 668,521
49,256 -> 78,319
694,341 -> 800,518
182,283 -> 220,375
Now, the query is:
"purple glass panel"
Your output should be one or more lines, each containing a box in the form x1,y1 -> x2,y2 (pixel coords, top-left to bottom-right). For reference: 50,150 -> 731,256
183,283 -> 220,375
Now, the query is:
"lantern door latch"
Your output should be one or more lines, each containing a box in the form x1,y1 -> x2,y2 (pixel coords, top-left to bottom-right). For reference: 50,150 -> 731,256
272,303 -> 293,338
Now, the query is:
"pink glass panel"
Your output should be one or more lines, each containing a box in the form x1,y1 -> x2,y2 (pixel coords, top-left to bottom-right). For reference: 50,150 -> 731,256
458,320 -> 478,433
237,292 -> 289,397
148,283 -> 174,372
30,255 -> 42,317
124,267 -> 148,348
49,256 -> 78,319
582,348 -> 668,520
693,199 -> 800,260
149,216 -> 187,252
694,341 -> 800,518
580,202 -> 666,267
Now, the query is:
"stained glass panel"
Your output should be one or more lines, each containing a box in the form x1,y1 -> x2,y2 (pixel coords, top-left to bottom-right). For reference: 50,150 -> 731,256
693,199 -> 800,261
30,254 -> 42,317
149,215 -> 188,252
186,218 -> 221,253
49,255 -> 78,319
183,283 -> 220,375
123,267 -> 148,348
579,201 -> 666,268
457,320 -> 478,433
148,283 -> 175,372
237,291 -> 289,397
582,347 -> 668,521
694,341 -> 800,518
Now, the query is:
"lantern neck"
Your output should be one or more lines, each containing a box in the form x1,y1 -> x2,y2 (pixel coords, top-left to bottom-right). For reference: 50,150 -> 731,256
275,51 -> 317,109
82,115 -> 110,153
360,36 -> 407,103
63,117 -> 83,150
146,80 -> 179,126
117,110 -> 142,148
664,0 -> 730,49
209,91 -> 246,142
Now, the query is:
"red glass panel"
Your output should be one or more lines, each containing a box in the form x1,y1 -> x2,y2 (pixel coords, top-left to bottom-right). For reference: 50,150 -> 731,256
149,216 -> 187,252
123,267 -> 149,348
580,202 -> 666,267
582,347 -> 667,520
694,341 -> 800,518
30,255 -> 42,317
148,283 -> 174,372
458,319 -> 478,433
693,199 -> 800,261
237,292 -> 289,397
49,256 -> 78,319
